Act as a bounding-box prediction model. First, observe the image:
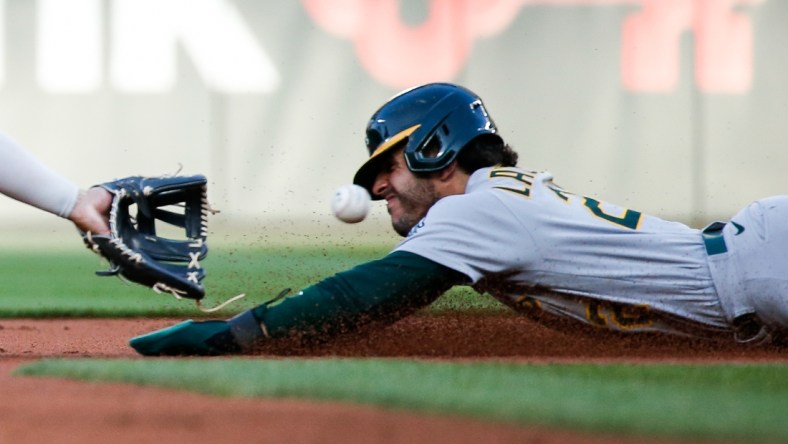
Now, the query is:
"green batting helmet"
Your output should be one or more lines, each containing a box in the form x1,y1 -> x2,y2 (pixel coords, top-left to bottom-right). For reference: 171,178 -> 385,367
353,83 -> 501,197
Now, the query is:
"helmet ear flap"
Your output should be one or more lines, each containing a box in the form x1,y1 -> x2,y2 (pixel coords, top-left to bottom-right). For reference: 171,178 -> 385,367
421,132 -> 445,160
404,118 -> 449,171
405,99 -> 495,173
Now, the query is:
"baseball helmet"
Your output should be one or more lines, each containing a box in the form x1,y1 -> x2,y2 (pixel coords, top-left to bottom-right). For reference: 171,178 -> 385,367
353,83 -> 502,197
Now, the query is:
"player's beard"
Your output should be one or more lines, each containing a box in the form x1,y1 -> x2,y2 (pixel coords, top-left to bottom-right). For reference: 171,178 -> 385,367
389,178 -> 440,237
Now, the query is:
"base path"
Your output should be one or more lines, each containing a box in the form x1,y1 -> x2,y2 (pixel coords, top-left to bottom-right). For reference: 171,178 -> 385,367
0,314 -> 784,443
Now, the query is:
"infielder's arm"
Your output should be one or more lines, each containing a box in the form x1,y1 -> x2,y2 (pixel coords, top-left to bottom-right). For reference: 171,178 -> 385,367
228,251 -> 467,347
0,132 -> 80,217
0,132 -> 111,234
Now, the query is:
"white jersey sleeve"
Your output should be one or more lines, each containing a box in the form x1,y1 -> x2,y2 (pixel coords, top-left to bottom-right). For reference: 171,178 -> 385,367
394,181 -> 538,284
0,132 -> 79,218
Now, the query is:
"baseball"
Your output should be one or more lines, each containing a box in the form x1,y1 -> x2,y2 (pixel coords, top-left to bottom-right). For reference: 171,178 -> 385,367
331,184 -> 370,223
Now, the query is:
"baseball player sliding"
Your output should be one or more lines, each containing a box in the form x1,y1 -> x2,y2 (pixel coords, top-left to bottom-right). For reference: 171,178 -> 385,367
131,82 -> 788,355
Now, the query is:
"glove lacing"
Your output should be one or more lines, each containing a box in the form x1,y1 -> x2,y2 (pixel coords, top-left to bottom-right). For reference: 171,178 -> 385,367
151,282 -> 246,313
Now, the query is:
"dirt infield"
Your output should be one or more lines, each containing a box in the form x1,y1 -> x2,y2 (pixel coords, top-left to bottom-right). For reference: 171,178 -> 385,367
1,314 -> 785,443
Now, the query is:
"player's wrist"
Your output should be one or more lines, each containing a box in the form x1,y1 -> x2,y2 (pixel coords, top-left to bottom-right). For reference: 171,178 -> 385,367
227,308 -> 270,351
68,187 -> 112,235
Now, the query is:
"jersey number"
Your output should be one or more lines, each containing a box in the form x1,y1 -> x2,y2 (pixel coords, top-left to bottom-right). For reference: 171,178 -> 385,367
583,198 -> 642,230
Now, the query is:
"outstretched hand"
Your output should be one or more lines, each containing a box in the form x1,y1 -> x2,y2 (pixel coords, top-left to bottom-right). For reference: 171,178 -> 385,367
69,187 -> 112,235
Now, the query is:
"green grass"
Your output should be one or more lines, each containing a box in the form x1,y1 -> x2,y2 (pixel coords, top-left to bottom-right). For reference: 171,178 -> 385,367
0,246 -> 504,317
16,359 -> 788,442
5,247 -> 786,442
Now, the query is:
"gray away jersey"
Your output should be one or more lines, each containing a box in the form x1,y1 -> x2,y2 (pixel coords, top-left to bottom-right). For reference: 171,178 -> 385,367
394,166 -> 730,338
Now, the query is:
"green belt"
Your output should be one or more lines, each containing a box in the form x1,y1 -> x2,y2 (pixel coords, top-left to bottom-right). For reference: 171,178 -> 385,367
702,222 -> 728,256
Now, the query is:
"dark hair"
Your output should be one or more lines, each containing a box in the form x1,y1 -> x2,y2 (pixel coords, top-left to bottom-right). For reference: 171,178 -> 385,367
455,135 -> 518,174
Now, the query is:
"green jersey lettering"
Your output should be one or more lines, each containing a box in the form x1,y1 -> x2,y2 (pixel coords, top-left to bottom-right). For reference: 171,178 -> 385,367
489,168 -> 536,197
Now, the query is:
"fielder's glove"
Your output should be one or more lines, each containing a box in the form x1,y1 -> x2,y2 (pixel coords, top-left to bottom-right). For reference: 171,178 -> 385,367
83,174 -> 213,301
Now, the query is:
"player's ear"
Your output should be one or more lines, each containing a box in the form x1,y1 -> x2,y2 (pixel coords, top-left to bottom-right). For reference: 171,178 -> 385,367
437,160 -> 458,182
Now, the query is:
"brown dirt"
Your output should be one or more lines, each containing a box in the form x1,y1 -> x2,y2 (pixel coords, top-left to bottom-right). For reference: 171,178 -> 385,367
0,314 -> 785,443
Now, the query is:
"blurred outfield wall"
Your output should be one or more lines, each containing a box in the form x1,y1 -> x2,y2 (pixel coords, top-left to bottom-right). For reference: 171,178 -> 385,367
0,0 -> 786,237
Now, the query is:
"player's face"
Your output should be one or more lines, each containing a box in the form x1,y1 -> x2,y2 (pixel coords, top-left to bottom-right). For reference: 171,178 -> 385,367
372,149 -> 440,237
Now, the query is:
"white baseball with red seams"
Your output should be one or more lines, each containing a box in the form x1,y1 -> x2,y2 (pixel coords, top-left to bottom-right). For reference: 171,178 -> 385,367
331,184 -> 370,223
